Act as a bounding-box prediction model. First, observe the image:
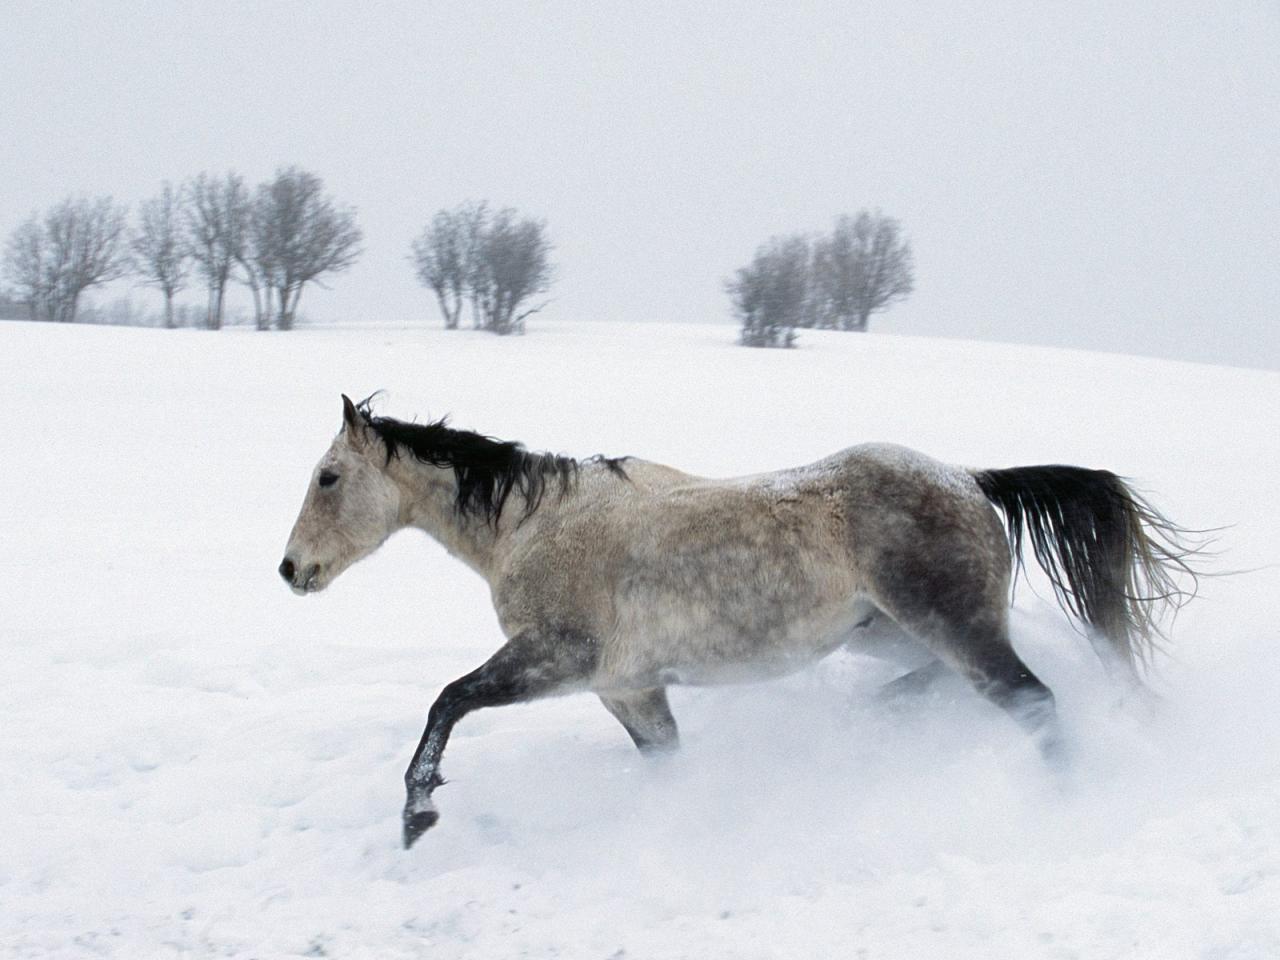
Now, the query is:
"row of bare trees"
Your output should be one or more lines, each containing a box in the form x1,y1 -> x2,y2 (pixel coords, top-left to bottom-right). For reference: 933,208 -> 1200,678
5,192 -> 907,347
2,167 -> 361,329
730,211 -> 915,347
410,202 -> 553,335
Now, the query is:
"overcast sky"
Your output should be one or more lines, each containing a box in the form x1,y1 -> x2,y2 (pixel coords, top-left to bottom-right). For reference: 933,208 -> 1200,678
2,1 -> 1277,368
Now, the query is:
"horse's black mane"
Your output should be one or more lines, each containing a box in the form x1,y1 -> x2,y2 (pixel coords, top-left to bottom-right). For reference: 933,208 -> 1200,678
355,399 -> 628,524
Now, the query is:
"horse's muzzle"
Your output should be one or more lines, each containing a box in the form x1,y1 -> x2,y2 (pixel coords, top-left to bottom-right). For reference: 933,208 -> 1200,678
278,556 -> 321,594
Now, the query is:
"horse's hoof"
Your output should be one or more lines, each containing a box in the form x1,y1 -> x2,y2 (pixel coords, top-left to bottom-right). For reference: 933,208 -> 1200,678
403,809 -> 439,849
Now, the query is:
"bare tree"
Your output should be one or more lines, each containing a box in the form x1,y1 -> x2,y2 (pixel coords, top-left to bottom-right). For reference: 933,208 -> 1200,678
243,190 -> 277,331
218,176 -> 260,330
407,204 -> 468,330
254,167 -> 362,330
728,234 -> 809,347
410,203 -> 480,330
2,217 -> 50,321
472,208 -> 553,335
49,197 -> 132,323
459,202 -> 490,329
812,211 -> 914,331
1,196 -> 129,323
184,172 -> 246,330
132,182 -> 189,328
409,202 -> 549,335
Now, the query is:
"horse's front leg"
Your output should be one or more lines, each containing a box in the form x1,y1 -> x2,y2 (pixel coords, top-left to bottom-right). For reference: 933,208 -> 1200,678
402,627 -> 598,849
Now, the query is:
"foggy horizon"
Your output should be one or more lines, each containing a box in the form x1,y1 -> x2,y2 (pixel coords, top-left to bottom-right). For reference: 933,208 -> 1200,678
2,1 -> 1278,370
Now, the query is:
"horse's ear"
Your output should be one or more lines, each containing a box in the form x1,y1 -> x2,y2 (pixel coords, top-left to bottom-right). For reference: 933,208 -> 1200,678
341,394 -> 366,447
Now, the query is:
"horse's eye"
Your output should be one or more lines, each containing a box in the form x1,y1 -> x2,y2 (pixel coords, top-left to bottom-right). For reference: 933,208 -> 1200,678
318,470 -> 339,488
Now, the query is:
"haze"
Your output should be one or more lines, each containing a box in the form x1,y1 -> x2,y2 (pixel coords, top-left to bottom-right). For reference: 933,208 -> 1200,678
2,0 -> 1277,368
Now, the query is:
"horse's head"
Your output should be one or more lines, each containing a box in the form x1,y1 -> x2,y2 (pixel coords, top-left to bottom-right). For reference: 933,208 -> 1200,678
279,395 -> 402,595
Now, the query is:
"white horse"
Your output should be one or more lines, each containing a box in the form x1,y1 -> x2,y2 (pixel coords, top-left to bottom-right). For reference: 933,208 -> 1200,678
280,396 -> 1199,848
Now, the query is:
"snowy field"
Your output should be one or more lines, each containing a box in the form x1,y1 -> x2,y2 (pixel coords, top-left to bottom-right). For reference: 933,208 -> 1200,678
2,319 -> 1278,959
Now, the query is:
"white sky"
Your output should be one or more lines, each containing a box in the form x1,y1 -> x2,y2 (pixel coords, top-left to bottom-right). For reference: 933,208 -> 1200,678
2,0 -> 1278,368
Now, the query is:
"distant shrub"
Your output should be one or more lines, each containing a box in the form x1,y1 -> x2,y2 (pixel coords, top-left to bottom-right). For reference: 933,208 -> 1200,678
727,235 -> 808,348
728,210 -> 914,346
411,202 -> 554,335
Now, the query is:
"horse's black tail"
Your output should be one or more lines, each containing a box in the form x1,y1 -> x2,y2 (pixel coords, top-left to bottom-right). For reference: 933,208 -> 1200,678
971,465 -> 1204,677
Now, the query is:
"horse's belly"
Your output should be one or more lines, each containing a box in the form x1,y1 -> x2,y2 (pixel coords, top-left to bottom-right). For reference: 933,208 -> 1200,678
653,638 -> 846,686
602,511 -> 861,686
606,589 -> 859,686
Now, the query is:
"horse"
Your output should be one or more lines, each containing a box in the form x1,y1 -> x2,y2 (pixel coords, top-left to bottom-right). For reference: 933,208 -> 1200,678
279,395 -> 1200,849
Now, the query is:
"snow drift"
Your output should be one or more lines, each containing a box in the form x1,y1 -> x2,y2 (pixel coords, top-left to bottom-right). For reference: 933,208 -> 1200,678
1,320 -> 1277,959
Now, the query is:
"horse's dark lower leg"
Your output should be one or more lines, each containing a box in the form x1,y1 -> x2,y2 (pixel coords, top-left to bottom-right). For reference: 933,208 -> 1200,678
402,628 -> 598,849
952,638 -> 1063,763
599,687 -> 680,754
879,594 -> 1063,762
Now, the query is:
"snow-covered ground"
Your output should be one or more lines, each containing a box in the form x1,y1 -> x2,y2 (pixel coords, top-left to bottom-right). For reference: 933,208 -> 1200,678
2,320 -> 1278,959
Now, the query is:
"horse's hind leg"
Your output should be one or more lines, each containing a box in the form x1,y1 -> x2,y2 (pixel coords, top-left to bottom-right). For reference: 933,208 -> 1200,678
926,620 -> 1060,760
845,609 -> 953,702
951,629 -> 1062,760
876,658 -> 952,703
599,687 -> 680,754
874,595 -> 1062,761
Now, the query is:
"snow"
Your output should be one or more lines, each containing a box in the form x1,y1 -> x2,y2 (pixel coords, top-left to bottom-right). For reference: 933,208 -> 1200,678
2,319 -> 1278,959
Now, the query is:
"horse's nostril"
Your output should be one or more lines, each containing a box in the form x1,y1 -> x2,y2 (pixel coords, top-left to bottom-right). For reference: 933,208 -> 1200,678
279,558 -> 296,582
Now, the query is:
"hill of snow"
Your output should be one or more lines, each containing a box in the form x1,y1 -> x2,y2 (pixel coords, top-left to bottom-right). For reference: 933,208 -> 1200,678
2,320 -> 1277,959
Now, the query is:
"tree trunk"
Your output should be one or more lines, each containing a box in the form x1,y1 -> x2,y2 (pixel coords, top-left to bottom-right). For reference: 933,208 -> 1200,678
209,283 -> 225,331
435,292 -> 457,329
499,294 -> 516,335
278,285 -> 300,331
245,274 -> 266,331
163,290 -> 175,329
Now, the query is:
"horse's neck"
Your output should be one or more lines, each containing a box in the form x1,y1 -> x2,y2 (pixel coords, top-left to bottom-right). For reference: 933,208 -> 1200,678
390,459 -> 501,580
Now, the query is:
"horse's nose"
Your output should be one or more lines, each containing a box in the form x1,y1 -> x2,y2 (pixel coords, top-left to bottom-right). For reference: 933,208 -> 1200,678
278,557 -> 296,583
